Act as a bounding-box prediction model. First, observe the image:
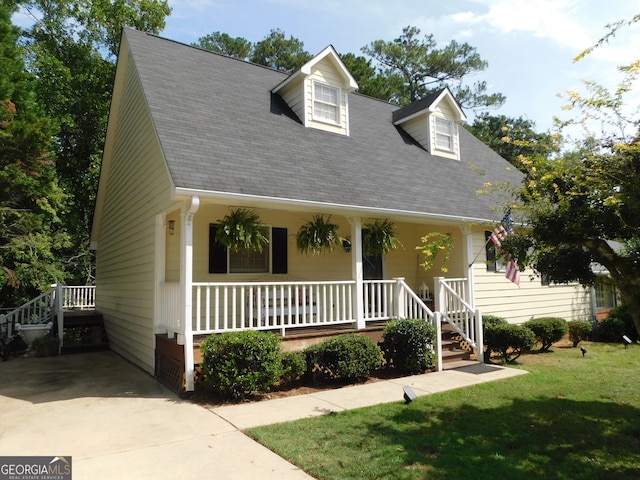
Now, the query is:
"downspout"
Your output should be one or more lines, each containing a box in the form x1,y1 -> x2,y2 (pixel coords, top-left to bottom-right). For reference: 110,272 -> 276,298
180,196 -> 199,392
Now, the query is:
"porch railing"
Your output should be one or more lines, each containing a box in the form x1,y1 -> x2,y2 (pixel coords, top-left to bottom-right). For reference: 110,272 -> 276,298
0,285 -> 96,340
435,277 -> 484,363
157,278 -> 436,338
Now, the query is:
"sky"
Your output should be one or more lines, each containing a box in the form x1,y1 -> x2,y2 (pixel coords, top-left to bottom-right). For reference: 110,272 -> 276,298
159,0 -> 640,135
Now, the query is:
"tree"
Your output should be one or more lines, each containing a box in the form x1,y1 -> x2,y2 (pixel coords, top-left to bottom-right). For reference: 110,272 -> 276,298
0,3 -> 69,307
192,31 -> 252,59
467,113 -> 559,168
361,26 -> 505,109
339,52 -> 400,101
249,28 -> 312,73
499,14 -> 640,336
17,0 -> 171,284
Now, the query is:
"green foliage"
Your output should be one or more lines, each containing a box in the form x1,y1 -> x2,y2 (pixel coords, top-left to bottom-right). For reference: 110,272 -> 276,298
362,219 -> 402,256
361,25 -> 505,109
305,334 -> 382,382
524,317 -> 568,352
597,316 -> 626,343
200,330 -> 281,401
30,334 -> 59,357
249,28 -> 312,73
567,320 -> 593,347
216,208 -> 268,253
466,113 -> 559,169
416,232 -> 453,272
484,323 -> 535,363
0,3 -> 70,306
296,214 -> 341,255
482,315 -> 508,362
606,304 -> 638,341
381,318 -> 436,373
192,31 -> 252,59
279,351 -> 306,385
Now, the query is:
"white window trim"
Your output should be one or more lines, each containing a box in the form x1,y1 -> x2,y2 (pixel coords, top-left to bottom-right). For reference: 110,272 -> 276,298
435,116 -> 455,152
312,81 -> 341,126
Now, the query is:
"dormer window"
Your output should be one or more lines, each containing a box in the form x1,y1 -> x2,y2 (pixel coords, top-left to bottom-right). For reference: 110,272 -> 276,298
435,117 -> 454,151
271,45 -> 358,137
313,82 -> 340,124
392,87 -> 466,161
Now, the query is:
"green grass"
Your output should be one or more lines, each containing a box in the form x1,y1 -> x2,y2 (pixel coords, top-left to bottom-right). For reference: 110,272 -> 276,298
247,342 -> 640,479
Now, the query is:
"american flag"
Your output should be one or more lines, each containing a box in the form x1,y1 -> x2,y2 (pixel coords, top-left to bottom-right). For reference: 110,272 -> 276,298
490,214 -> 520,286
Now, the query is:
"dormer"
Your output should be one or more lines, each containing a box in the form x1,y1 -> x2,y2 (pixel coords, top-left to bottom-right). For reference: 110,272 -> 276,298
392,88 -> 466,160
272,46 -> 358,136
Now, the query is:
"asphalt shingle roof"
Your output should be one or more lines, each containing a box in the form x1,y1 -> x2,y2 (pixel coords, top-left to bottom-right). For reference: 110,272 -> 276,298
124,28 -> 522,223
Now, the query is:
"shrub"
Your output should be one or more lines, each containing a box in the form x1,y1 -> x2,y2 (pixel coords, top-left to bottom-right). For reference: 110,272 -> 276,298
381,318 -> 436,373
31,335 -> 60,357
279,351 -> 306,385
606,305 -> 638,341
200,330 -> 281,400
485,323 -> 535,363
524,317 -> 568,352
567,320 -> 593,347
483,315 -> 508,363
305,334 -> 382,383
598,316 -> 626,343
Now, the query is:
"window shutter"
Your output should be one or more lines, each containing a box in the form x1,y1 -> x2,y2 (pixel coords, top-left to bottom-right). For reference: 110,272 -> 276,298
209,224 -> 227,273
272,227 -> 288,274
485,231 -> 497,271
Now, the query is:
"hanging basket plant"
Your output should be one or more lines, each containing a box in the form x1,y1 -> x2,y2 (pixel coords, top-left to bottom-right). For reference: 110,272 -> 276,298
363,219 -> 402,256
216,208 -> 268,253
416,232 -> 453,272
296,214 -> 341,255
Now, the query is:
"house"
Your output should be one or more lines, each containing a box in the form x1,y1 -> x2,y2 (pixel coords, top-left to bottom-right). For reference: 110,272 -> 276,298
90,28 -> 592,392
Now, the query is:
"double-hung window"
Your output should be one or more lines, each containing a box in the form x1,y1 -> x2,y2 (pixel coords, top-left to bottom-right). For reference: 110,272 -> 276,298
435,117 -> 454,151
313,82 -> 340,124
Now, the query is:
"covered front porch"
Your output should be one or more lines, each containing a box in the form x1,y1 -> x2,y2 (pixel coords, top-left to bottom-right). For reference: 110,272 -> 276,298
153,196 -> 485,391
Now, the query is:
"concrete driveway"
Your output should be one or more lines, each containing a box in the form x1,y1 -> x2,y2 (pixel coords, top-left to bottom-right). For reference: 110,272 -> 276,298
0,351 -> 311,479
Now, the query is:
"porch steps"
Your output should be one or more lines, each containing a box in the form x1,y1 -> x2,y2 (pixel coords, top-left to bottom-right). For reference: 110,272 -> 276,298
440,324 -> 474,370
59,310 -> 109,353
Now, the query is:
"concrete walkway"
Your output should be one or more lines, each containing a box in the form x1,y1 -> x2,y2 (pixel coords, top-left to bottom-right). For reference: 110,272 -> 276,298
0,351 -> 526,479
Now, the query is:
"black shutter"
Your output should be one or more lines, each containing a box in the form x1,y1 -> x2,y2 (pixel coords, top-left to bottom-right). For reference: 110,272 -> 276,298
485,231 -> 497,271
209,224 -> 227,273
272,227 -> 288,274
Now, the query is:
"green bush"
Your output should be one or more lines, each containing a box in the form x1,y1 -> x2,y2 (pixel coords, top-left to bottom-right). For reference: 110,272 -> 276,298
605,305 -> 638,341
485,323 -> 535,363
381,318 -> 436,373
31,335 -> 60,357
200,330 -> 281,401
279,351 -> 307,385
483,315 -> 508,363
305,334 -> 382,383
524,317 -> 568,351
567,320 -> 593,347
598,316 -> 626,342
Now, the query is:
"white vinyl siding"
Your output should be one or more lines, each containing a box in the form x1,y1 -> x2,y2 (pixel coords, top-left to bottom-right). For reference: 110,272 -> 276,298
94,46 -> 172,374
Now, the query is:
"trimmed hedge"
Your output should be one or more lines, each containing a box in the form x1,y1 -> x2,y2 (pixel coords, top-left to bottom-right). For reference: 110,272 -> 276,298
381,318 -> 436,373
279,351 -> 307,385
200,330 -> 281,400
485,323 -> 535,363
567,320 -> 592,347
305,334 -> 382,382
524,317 -> 568,352
483,315 -> 508,363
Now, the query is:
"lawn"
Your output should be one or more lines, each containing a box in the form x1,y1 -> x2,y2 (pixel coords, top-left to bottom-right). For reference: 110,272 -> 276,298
247,342 -> 640,479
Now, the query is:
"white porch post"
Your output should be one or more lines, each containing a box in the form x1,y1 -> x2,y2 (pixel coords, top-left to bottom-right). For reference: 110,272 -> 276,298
351,217 -> 365,329
180,196 -> 199,392
460,225 -> 475,308
54,284 -> 64,354
434,276 -> 445,312
393,277 -> 406,318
